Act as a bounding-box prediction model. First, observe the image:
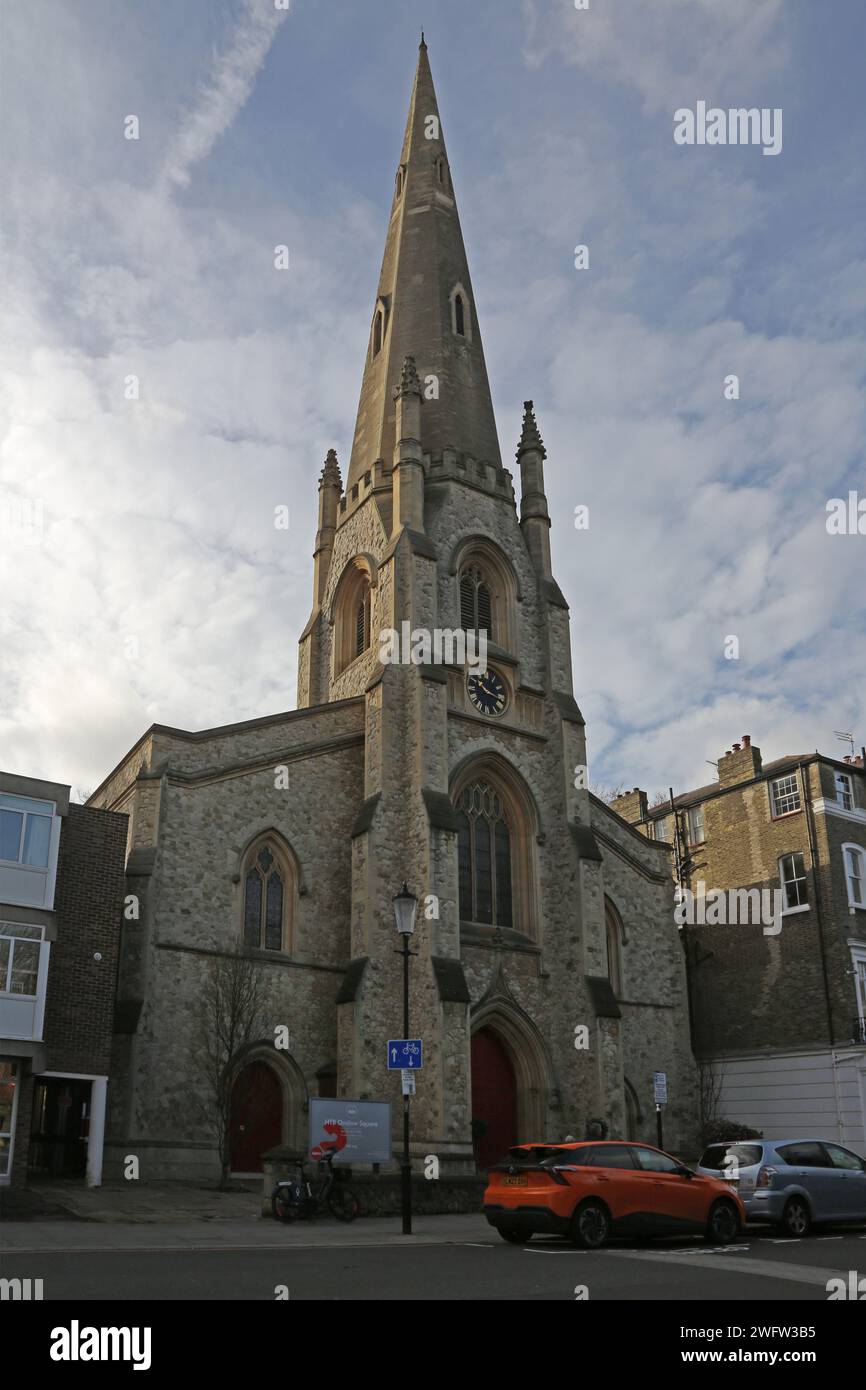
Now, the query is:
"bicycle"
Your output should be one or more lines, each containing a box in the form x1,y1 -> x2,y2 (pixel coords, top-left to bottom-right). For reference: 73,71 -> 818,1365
271,1150 -> 360,1223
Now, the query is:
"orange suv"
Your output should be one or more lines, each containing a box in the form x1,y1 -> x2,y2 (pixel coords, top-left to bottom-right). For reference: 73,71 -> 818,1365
483,1140 -> 745,1248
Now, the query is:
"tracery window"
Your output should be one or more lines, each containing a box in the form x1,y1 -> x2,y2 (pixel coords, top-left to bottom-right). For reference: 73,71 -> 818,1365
457,782 -> 513,928
243,844 -> 285,951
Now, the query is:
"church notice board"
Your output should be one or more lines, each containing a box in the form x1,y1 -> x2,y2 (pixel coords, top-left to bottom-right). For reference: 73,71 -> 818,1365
308,1098 -> 392,1165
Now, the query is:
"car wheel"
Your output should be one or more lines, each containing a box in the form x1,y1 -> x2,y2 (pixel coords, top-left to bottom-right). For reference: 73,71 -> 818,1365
705,1199 -> 740,1244
496,1225 -> 531,1244
780,1196 -> 811,1237
570,1199 -> 611,1250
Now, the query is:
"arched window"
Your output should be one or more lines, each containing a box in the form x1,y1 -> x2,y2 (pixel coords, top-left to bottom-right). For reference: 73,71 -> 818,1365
459,564 -> 492,641
355,586 -> 371,658
449,283 -> 472,342
457,782 -> 512,928
242,841 -> 291,952
332,556 -> 376,675
395,165 -> 405,197
605,899 -> 624,996
373,309 -> 383,357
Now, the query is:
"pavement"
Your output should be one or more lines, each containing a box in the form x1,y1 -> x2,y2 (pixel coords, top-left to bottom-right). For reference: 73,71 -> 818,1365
1,1180 -> 263,1224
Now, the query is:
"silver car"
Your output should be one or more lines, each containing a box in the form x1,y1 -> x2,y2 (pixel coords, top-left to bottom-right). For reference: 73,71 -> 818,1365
696,1139 -> 866,1235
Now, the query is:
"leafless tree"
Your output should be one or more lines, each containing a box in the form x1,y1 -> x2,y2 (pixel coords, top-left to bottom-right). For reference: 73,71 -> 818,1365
197,950 -> 264,1189
590,782 -> 626,804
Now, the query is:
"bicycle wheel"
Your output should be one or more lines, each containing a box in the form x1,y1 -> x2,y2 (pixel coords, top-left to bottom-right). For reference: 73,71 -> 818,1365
327,1185 -> 360,1223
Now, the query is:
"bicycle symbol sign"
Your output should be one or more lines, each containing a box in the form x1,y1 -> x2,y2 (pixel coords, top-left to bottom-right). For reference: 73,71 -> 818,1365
387,1039 -> 423,1069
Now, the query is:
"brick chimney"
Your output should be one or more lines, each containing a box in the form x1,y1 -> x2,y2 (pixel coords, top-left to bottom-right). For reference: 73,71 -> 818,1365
609,788 -> 648,824
718,734 -> 762,788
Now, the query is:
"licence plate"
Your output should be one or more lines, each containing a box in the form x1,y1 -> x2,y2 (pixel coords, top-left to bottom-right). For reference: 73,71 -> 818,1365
504,1175 -> 527,1187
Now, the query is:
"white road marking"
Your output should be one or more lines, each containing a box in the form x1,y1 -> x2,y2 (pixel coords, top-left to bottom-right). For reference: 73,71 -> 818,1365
605,1248 -> 847,1288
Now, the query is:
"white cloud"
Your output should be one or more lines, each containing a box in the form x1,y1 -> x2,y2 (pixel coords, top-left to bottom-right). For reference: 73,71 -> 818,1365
157,0 -> 289,194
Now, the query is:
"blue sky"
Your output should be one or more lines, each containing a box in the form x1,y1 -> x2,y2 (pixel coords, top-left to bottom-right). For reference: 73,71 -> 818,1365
1,0 -> 864,799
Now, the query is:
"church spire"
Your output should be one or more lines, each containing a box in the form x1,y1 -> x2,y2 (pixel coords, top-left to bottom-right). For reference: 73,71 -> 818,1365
346,41 -> 502,490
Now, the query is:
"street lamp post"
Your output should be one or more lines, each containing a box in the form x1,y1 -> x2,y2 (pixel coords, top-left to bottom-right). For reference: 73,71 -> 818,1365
393,882 -> 418,1236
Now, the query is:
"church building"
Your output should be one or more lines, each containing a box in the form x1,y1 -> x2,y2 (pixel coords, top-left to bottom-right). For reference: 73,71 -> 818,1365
89,40 -> 697,1182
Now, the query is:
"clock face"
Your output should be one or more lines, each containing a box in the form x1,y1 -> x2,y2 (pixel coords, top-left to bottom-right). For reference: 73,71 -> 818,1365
467,669 -> 507,717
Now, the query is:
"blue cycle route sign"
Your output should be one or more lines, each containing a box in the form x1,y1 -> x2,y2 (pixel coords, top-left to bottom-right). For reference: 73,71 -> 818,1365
387,1039 -> 423,1069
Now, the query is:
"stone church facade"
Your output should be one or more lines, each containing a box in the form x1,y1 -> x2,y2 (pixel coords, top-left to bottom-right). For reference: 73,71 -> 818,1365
90,41 -> 697,1182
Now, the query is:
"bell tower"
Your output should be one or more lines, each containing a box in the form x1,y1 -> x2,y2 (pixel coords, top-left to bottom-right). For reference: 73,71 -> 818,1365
297,39 -> 620,1177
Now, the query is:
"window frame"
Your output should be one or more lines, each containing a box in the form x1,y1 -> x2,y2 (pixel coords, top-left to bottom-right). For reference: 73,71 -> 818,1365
452,757 -> 539,941
449,283 -> 473,342
834,771 -> 854,811
769,772 -> 801,819
456,781 -> 513,930
779,850 -> 809,914
0,921 -> 46,998
0,794 -> 61,910
842,843 -> 866,910
331,556 -> 376,677
238,838 -> 296,956
686,805 -> 705,846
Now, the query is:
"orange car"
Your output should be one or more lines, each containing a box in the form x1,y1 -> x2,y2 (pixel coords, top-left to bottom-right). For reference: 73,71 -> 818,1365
483,1140 -> 745,1248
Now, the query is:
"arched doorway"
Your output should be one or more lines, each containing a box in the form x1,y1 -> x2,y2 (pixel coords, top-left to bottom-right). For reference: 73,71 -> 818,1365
229,1060 -> 282,1173
471,1028 -> 518,1170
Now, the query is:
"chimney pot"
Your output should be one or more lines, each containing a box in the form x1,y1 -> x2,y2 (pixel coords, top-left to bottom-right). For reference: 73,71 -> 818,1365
733,743 -> 741,752
742,735 -> 751,747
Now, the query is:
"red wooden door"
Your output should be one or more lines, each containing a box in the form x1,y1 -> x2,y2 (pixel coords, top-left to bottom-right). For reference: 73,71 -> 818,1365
471,1028 -> 518,1170
229,1061 -> 282,1172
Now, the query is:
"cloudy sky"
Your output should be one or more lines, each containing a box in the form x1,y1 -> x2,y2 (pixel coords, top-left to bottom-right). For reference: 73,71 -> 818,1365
1,0 -> 864,801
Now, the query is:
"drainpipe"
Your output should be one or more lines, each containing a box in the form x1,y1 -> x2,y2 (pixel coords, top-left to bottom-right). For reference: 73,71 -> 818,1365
799,760 -> 835,1047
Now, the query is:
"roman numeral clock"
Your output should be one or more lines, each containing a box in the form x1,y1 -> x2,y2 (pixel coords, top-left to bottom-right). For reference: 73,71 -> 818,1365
466,668 -> 508,717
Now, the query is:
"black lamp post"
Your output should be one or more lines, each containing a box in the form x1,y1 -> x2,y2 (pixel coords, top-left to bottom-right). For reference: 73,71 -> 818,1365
393,882 -> 418,1235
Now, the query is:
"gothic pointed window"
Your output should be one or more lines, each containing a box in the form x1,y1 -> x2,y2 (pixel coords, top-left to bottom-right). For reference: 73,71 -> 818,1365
449,284 -> 472,342
373,309 -> 383,357
605,899 -> 624,996
243,843 -> 287,952
459,565 -> 492,641
355,586 -> 371,658
457,782 -> 513,929
333,555 -> 376,675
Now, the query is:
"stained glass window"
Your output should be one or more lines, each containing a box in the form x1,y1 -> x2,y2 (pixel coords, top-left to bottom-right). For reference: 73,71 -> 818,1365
243,845 -> 285,951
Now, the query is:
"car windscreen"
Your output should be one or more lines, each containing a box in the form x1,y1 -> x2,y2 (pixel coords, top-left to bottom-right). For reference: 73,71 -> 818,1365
700,1144 -> 763,1169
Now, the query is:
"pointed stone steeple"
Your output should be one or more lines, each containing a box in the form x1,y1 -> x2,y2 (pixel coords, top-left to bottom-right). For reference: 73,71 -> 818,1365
346,40 -> 502,489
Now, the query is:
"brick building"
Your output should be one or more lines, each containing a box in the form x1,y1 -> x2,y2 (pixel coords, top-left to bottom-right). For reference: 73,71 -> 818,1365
86,41 -> 698,1186
0,771 -> 127,1187
611,738 -> 866,1154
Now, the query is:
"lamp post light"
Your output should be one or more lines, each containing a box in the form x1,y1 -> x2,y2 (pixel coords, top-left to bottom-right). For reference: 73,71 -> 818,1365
393,882 -> 418,1235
